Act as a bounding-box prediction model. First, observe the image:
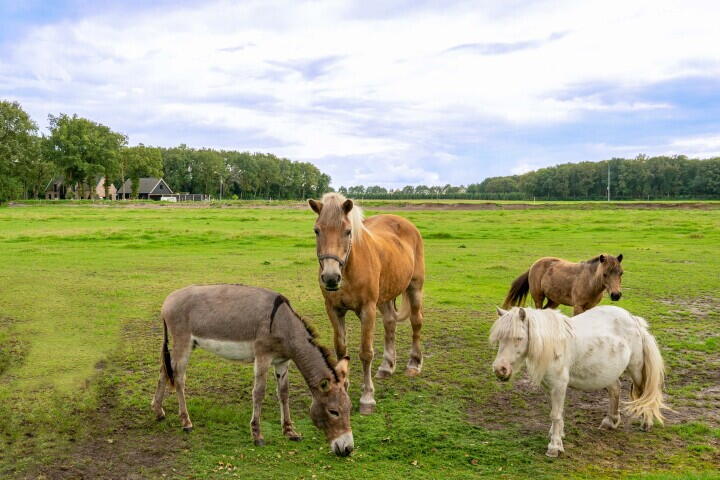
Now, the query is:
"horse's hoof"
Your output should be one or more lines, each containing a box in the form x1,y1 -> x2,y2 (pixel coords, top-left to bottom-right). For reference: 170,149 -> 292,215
287,434 -> 302,442
359,402 -> 376,415
545,448 -> 562,458
182,426 -> 193,433
254,439 -> 266,447
375,368 -> 393,379
405,367 -> 421,377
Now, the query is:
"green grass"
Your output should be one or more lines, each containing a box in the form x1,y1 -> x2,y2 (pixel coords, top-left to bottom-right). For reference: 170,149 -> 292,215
0,202 -> 719,478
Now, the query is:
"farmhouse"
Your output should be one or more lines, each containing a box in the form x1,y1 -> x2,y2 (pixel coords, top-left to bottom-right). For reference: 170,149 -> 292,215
45,176 -> 117,200
117,177 -> 174,200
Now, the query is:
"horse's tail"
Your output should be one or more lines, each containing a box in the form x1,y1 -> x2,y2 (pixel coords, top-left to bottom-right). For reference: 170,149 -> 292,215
625,316 -> 668,429
395,291 -> 412,322
162,318 -> 175,387
503,270 -> 530,309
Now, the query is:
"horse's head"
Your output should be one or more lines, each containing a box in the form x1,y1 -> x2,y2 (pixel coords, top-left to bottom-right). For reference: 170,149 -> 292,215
598,253 -> 624,301
308,194 -> 356,292
309,356 -> 354,456
489,307 -> 530,381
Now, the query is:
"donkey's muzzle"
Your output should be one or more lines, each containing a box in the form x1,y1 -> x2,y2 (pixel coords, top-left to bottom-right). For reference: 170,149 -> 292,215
610,292 -> 622,301
331,431 -> 354,457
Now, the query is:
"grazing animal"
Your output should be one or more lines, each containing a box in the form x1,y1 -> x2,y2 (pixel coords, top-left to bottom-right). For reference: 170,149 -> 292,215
308,193 -> 425,415
490,306 -> 668,457
151,284 -> 354,456
503,254 -> 624,315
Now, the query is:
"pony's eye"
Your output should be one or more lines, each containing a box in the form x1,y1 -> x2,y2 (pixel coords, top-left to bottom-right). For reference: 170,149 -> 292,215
328,409 -> 340,417
345,229 -> 351,237
314,227 -> 320,236
619,272 -> 623,276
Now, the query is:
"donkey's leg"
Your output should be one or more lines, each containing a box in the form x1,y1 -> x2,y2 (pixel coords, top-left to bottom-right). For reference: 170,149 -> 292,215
600,379 -> 622,430
251,355 -> 272,446
275,361 -> 301,441
172,334 -> 194,432
376,301 -> 397,379
546,376 -> 568,457
151,363 -> 168,421
359,305 -> 377,415
406,281 -> 424,376
326,303 -> 347,358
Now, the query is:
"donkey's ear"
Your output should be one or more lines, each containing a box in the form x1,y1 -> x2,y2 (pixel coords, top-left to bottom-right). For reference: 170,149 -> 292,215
617,254 -> 623,263
599,254 -> 606,263
342,199 -> 354,215
335,356 -> 350,389
518,308 -> 527,321
319,378 -> 331,392
496,307 -> 508,317
308,199 -> 323,215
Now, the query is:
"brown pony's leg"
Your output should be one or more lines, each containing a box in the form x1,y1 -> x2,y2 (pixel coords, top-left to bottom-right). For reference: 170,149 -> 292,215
358,305 -> 377,415
171,334 -> 193,432
275,361 -> 301,441
573,305 -> 586,315
406,282 -> 424,376
544,299 -> 559,309
376,301 -> 397,379
251,355 -> 272,446
151,363 -> 168,420
532,291 -> 545,308
326,303 -> 347,358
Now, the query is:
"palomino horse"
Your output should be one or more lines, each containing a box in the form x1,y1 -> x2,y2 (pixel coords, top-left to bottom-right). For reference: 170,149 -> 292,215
151,284 -> 354,456
308,193 -> 425,414
503,254 -> 624,315
490,306 -> 668,457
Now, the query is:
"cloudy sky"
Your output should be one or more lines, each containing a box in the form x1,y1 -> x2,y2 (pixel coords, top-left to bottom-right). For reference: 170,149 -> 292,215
2,0 -> 720,187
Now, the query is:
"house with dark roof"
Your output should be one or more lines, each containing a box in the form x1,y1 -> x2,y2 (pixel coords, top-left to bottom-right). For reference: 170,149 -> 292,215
117,178 -> 174,200
45,176 -> 117,200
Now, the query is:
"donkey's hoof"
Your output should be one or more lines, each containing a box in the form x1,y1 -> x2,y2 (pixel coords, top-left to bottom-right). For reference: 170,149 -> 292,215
155,413 -> 166,422
182,426 -> 193,433
405,367 -> 421,377
375,368 -> 393,379
254,439 -> 266,447
359,402 -> 376,415
287,434 -> 302,442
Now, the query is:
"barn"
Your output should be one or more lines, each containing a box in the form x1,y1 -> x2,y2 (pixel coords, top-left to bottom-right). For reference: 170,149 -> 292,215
117,178 -> 174,200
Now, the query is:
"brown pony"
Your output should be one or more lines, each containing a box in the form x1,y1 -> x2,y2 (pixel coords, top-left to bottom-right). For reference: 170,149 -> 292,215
503,254 -> 624,315
308,193 -> 425,414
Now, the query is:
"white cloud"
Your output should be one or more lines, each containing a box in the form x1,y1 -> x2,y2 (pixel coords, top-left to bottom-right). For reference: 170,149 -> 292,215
2,0 -> 720,186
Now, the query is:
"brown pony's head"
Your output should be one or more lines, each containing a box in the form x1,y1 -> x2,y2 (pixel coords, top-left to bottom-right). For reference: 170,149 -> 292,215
595,253 -> 624,301
308,193 -> 365,292
309,356 -> 353,456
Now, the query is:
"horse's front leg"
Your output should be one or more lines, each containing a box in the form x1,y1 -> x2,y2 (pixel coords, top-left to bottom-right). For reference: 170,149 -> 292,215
600,379 -> 622,430
358,304 -> 377,415
250,355 -> 272,446
326,302 -> 347,358
376,301 -> 397,379
546,378 -> 568,457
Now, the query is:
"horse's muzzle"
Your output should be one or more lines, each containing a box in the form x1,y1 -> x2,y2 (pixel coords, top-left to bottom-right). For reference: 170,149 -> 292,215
494,366 -> 511,382
610,292 -> 622,301
321,273 -> 341,291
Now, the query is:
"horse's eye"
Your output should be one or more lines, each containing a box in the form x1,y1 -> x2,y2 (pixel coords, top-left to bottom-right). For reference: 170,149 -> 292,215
314,227 -> 320,236
328,409 -> 340,417
619,272 -> 623,276
345,229 -> 351,237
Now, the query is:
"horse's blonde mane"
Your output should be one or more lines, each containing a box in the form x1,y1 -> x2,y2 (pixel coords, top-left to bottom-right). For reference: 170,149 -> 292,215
320,192 -> 369,243
489,307 -> 574,385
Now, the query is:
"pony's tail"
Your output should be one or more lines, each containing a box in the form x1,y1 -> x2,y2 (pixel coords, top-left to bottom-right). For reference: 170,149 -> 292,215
395,291 -> 412,322
162,319 -> 175,387
503,270 -> 530,309
625,317 -> 668,429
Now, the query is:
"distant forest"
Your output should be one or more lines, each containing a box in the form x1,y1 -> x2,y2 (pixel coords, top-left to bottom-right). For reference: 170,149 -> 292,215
339,156 -> 720,200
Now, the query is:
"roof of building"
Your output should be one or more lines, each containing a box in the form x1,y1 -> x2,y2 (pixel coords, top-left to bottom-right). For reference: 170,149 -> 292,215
117,177 -> 173,195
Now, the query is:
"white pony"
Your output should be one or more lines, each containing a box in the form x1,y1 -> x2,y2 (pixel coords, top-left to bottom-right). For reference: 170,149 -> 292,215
489,305 -> 668,457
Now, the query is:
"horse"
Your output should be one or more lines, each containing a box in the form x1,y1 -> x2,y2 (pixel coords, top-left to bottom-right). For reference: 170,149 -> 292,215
308,193 -> 425,415
490,305 -> 668,457
151,284 -> 354,456
503,254 -> 624,315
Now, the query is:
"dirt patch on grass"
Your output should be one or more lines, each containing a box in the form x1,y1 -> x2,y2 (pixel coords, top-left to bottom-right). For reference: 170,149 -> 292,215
659,296 -> 720,319
0,317 -> 28,377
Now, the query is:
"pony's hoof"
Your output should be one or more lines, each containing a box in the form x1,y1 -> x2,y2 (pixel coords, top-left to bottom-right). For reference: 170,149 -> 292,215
546,448 -> 562,458
599,417 -> 620,430
359,402 -> 376,415
182,426 -> 193,433
155,413 -> 166,422
287,434 -> 302,442
405,367 -> 421,377
375,368 -> 393,379
254,439 -> 266,447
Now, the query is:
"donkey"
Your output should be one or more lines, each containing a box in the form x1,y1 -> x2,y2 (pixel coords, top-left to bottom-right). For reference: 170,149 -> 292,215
151,284 -> 354,456
308,193 -> 425,415
490,306 -> 668,457
503,254 -> 624,315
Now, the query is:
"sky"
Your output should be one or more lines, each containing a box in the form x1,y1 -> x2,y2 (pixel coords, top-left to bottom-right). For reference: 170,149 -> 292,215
2,0 -> 720,188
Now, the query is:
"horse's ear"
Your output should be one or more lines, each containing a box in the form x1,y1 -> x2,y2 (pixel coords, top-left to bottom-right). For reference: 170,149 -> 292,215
308,199 -> 323,215
335,356 -> 350,389
496,307 -> 508,317
617,254 -> 623,263
599,254 -> 606,263
342,199 -> 353,215
518,308 -> 527,321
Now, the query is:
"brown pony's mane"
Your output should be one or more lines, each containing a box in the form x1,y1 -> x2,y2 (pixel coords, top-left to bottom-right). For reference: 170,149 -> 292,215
320,192 -> 369,243
584,255 -> 605,264
272,295 -> 338,381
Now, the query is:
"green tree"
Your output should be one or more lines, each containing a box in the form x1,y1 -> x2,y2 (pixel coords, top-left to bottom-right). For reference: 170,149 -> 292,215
0,101 -> 40,202
119,145 -> 163,199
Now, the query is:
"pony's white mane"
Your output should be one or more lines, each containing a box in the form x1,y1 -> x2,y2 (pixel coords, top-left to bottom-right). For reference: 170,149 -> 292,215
489,307 -> 574,384
320,192 -> 369,243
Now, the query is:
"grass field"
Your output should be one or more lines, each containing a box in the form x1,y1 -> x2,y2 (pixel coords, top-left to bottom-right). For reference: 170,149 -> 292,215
0,202 -> 719,479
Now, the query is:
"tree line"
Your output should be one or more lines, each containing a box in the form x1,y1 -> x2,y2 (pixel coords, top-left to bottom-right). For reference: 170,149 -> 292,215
0,100 -> 330,202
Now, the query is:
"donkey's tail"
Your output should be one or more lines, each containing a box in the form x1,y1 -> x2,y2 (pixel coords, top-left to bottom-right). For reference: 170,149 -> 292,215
503,270 -> 530,309
395,291 -> 412,322
625,316 -> 669,429
162,319 -> 175,386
